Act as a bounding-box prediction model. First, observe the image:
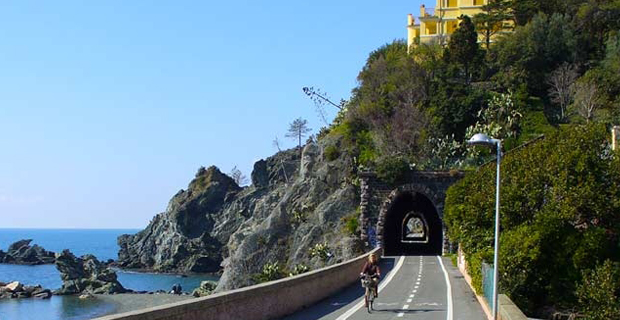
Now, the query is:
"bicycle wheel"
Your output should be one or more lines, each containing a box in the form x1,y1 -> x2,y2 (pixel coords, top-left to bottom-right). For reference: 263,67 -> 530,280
365,288 -> 372,313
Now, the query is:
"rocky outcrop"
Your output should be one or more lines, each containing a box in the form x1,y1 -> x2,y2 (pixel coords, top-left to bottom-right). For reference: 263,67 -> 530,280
192,280 -> 217,297
117,135 -> 364,290
0,239 -> 55,265
55,250 -> 126,295
0,281 -> 52,299
117,166 -> 243,273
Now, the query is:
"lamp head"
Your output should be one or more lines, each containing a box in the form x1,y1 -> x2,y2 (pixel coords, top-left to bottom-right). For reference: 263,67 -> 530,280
467,133 -> 498,147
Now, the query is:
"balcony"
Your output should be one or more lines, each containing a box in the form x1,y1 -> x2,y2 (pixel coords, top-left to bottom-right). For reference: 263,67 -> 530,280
421,7 -> 436,17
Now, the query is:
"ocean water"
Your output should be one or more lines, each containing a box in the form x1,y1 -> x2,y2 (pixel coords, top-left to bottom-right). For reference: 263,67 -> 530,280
0,229 -> 218,320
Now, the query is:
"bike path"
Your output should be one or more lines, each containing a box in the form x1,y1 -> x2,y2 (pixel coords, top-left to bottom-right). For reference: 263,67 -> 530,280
281,255 -> 486,320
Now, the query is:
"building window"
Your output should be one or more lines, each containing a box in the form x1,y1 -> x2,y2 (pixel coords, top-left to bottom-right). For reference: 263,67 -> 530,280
426,22 -> 437,35
474,0 -> 484,5
447,0 -> 458,7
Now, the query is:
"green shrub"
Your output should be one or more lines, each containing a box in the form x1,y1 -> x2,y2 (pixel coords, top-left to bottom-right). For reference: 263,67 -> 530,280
288,264 -> 310,277
445,124 -> 620,316
324,144 -> 340,161
309,242 -> 331,261
376,157 -> 411,185
577,260 -> 620,320
341,211 -> 359,236
290,210 -> 308,225
253,261 -> 283,283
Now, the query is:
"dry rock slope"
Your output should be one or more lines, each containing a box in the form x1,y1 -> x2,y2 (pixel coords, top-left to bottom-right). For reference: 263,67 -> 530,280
117,138 -> 364,291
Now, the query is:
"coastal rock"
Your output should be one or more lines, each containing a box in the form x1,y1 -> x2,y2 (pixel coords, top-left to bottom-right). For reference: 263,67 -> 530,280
118,135 -> 364,291
192,280 -> 217,297
1,239 -> 55,265
55,250 -> 126,295
0,282 -> 52,299
5,281 -> 23,292
117,166 -> 243,273
33,290 -> 52,299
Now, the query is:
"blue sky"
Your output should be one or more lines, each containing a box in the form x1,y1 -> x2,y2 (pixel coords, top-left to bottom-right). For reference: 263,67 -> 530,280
0,1 -> 423,228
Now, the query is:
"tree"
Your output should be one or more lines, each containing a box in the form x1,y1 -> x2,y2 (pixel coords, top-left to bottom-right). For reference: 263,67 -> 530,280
302,86 -> 345,126
285,118 -> 312,155
445,125 -> 620,316
229,166 -> 248,186
271,136 -> 289,183
446,15 -> 480,83
272,136 -> 282,152
547,63 -> 579,122
571,79 -> 602,123
490,13 -> 576,96
473,0 -> 512,49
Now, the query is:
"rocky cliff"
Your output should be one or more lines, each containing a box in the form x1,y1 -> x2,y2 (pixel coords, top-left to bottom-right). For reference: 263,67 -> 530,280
118,136 -> 364,290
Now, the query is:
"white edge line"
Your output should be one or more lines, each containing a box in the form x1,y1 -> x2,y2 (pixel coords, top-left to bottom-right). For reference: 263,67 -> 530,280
335,255 -> 406,320
437,256 -> 454,320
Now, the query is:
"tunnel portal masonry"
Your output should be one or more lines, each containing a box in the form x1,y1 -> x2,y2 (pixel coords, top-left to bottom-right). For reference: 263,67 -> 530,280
358,171 -> 464,256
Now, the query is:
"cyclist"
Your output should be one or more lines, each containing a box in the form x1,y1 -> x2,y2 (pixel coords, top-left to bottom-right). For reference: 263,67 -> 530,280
360,253 -> 381,305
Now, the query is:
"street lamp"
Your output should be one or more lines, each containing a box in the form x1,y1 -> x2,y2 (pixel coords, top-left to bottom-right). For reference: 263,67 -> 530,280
468,133 -> 501,320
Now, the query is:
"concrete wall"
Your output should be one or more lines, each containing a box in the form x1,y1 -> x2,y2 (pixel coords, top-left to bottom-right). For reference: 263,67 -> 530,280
498,294 -> 529,320
93,248 -> 381,320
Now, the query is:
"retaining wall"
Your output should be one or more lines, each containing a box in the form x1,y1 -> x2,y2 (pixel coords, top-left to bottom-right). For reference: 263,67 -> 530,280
94,248 -> 380,320
457,246 -> 528,320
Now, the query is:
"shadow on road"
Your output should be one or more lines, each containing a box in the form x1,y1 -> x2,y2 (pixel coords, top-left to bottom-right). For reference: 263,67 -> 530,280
281,256 -> 396,320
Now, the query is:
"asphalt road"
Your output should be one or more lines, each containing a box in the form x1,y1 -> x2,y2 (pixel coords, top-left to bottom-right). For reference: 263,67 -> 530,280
282,255 -> 486,320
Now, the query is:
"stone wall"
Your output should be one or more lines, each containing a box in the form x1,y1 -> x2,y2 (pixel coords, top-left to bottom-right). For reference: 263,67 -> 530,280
359,171 -> 464,252
93,248 -> 381,320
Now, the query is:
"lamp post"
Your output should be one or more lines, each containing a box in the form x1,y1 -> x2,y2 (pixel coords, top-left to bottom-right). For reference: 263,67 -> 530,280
468,133 -> 501,320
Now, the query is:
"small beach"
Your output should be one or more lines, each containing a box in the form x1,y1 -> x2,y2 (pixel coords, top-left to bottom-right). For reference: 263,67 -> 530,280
95,293 -> 195,315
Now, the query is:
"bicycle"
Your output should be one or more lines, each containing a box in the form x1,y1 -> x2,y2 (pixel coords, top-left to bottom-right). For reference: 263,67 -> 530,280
360,273 -> 378,313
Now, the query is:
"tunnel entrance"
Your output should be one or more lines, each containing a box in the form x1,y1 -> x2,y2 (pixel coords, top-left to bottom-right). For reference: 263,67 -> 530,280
382,191 -> 442,256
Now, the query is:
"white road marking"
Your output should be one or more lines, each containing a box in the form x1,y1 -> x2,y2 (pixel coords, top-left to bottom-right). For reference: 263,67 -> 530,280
407,299 -> 412,303
409,294 -> 414,298
414,285 -> 419,289
413,290 -> 417,293
397,313 -> 404,317
437,256 -> 454,320
403,304 -> 409,309
335,256 -> 406,320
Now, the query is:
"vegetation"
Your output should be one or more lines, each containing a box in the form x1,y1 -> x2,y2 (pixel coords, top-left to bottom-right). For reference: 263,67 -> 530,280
229,165 -> 248,186
577,260 -> 620,319
253,261 -> 284,283
286,118 -> 312,156
288,264 -> 310,277
301,1 -> 620,316
291,210 -> 307,225
444,125 -> 620,317
323,144 -> 340,161
340,211 -> 359,236
308,242 -> 331,261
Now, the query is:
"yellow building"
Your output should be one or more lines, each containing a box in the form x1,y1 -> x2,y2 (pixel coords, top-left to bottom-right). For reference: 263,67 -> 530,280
407,0 -> 510,49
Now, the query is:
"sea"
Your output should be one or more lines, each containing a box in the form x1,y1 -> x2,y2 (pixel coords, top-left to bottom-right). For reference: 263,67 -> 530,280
0,229 -> 219,320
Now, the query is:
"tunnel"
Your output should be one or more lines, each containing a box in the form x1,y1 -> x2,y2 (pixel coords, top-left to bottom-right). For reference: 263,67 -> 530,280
382,191 -> 443,256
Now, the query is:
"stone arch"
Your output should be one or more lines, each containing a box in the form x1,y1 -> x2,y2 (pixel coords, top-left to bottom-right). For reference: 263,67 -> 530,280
377,183 -> 445,255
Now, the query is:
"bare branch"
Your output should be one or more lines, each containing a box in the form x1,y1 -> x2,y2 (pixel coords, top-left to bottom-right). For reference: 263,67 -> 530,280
229,166 -> 248,186
547,63 -> 579,122
571,80 -> 601,123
